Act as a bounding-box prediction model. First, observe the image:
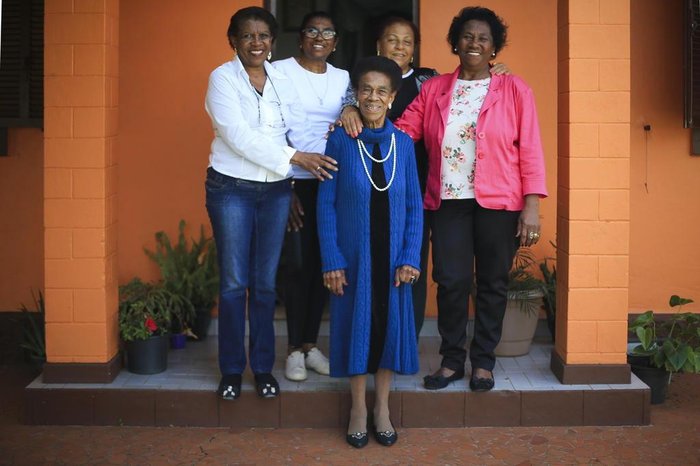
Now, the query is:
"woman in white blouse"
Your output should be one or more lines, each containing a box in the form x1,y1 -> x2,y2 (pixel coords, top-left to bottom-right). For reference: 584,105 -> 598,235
204,6 -> 337,401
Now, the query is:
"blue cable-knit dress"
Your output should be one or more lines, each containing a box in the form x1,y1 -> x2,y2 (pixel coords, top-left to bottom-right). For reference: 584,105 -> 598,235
317,120 -> 423,377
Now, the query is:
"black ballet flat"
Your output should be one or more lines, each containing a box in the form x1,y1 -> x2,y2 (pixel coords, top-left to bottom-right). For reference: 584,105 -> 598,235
423,368 -> 465,390
469,373 -> 495,392
254,373 -> 280,398
373,423 -> 398,447
346,431 -> 369,449
217,374 -> 242,400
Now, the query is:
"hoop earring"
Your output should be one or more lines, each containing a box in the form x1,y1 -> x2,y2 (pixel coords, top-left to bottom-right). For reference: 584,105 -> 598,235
333,47 -> 337,52
410,56 -> 414,64
267,51 -> 272,61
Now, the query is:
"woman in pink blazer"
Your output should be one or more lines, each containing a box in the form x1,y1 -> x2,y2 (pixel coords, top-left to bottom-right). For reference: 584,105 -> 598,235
395,6 -> 547,392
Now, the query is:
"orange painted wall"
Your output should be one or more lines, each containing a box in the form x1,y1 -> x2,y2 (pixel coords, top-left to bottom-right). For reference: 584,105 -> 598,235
8,0 -> 692,319
117,0 -> 252,283
630,0 -> 700,312
115,1 -> 559,317
116,1 -> 558,305
0,129 -> 44,311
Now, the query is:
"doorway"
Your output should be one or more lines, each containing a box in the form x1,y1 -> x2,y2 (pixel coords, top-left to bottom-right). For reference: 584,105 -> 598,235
269,0 -> 417,72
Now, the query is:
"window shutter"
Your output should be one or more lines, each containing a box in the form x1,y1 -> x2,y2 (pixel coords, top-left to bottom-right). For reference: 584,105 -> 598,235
0,0 -> 43,125
0,0 -> 23,120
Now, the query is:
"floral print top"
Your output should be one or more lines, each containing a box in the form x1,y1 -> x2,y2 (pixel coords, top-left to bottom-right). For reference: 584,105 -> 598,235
440,77 -> 490,199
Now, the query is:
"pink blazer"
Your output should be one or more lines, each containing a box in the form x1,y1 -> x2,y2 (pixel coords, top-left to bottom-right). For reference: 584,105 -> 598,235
395,67 -> 548,211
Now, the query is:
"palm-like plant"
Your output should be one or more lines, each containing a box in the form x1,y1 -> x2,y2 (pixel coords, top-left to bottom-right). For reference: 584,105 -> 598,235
144,220 -> 219,333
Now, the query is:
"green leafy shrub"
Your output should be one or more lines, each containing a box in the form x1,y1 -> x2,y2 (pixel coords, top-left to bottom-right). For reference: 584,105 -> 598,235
628,295 -> 699,374
118,278 -> 192,342
144,220 -> 218,330
17,290 -> 46,363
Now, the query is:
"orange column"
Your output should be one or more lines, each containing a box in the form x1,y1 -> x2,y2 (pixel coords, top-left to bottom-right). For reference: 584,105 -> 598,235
43,0 -> 120,382
553,0 -> 631,383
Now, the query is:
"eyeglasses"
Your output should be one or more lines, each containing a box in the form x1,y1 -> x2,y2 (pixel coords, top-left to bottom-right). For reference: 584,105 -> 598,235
249,79 -> 286,130
301,28 -> 337,40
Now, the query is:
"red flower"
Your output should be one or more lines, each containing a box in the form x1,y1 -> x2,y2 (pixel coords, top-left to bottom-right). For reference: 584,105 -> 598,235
145,317 -> 158,333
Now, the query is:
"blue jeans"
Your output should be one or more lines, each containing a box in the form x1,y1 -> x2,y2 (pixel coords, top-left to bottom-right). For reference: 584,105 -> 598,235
205,168 -> 292,375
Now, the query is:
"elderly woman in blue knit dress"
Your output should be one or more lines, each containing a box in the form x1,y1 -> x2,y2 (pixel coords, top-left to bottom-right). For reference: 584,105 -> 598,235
317,56 -> 422,449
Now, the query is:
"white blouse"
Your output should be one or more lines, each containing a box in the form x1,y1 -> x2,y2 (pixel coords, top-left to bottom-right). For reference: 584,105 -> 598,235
272,58 -> 350,179
205,56 -> 323,182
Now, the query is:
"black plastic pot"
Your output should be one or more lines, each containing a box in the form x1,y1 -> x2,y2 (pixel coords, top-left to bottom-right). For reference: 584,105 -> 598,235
191,307 -> 212,341
631,364 -> 670,404
125,334 -> 168,374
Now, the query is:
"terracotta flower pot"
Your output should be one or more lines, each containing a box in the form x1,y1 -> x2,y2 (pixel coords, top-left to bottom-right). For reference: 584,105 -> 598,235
495,291 -> 543,357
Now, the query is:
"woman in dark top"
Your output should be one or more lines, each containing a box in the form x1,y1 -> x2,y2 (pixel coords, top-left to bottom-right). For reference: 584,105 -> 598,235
340,16 -> 508,338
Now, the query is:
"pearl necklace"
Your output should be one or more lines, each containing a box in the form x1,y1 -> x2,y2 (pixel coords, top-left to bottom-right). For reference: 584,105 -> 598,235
357,133 -> 397,192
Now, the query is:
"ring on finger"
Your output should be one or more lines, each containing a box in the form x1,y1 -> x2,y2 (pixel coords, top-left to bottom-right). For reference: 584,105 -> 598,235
528,231 -> 535,239
315,166 -> 321,171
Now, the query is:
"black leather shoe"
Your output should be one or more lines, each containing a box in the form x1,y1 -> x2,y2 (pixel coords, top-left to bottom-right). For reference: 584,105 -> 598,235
346,431 -> 369,448
423,368 -> 465,390
254,373 -> 280,398
217,374 -> 241,400
469,374 -> 495,392
373,424 -> 398,447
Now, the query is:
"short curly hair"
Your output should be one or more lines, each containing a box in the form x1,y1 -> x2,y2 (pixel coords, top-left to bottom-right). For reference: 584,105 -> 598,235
227,7 -> 278,49
350,56 -> 402,93
447,7 -> 508,55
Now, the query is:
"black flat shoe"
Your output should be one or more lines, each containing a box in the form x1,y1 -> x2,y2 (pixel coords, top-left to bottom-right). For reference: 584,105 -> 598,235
373,423 -> 398,447
346,431 -> 369,449
469,373 -> 495,392
423,368 -> 465,390
217,374 -> 241,400
254,373 -> 280,398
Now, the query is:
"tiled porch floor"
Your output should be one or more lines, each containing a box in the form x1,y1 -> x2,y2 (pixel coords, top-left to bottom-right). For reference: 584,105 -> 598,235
27,336 -> 647,394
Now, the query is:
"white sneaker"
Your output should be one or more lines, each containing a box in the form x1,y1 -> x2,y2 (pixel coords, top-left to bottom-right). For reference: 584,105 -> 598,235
305,347 -> 330,375
285,350 -> 307,381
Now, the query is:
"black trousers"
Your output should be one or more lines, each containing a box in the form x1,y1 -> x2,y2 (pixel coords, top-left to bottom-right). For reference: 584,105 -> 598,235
412,210 -> 430,338
283,179 -> 326,348
430,199 -> 520,372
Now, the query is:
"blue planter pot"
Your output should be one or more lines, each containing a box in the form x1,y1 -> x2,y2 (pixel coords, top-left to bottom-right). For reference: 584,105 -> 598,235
170,333 -> 187,349
125,334 -> 168,374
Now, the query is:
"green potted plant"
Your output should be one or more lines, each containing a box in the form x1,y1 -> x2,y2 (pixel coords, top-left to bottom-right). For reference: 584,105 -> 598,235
144,220 -> 218,341
628,295 -> 699,404
539,256 -> 556,342
494,248 -> 546,356
119,278 -> 190,374
15,290 -> 46,369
